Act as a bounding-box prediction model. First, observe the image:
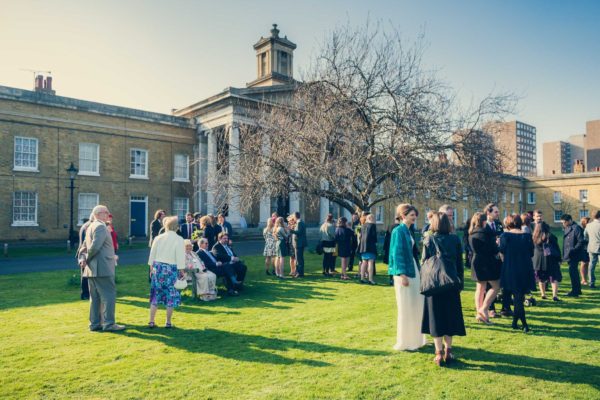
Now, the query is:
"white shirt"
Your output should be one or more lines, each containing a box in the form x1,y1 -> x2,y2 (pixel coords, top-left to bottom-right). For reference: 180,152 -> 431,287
148,231 -> 186,270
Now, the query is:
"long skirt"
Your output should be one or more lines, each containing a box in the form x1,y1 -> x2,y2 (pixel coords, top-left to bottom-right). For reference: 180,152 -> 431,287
421,289 -> 466,337
393,265 -> 427,350
150,261 -> 181,308
194,270 -> 217,301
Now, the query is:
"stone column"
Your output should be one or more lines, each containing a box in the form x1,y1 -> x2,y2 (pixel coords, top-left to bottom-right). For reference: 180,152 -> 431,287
206,129 -> 216,215
319,197 -> 329,224
227,123 -> 241,228
289,192 -> 300,214
259,195 -> 271,227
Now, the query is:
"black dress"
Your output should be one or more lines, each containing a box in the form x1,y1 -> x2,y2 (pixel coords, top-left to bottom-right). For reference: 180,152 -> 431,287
335,226 -> 353,258
499,232 -> 536,294
469,227 -> 501,281
532,234 -> 563,283
421,233 -> 466,337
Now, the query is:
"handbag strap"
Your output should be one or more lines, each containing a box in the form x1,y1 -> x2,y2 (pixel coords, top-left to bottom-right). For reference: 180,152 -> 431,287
429,236 -> 442,257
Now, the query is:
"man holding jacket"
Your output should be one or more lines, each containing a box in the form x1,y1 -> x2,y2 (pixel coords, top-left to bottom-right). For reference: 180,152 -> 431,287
561,214 -> 585,297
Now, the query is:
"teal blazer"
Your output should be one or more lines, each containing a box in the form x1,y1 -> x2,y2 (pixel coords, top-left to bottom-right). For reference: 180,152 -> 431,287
388,223 -> 416,277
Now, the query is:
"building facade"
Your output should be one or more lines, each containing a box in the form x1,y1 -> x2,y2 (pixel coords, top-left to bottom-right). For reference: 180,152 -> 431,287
488,120 -> 537,177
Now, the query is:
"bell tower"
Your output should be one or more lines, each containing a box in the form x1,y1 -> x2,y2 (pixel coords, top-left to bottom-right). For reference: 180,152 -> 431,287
247,24 -> 297,88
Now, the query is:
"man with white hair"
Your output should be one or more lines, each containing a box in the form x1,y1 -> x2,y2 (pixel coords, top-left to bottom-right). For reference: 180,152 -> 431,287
78,205 -> 125,332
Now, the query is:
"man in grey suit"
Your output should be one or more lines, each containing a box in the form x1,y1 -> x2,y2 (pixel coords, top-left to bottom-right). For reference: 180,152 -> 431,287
78,205 -> 125,332
290,211 -> 307,277
584,210 -> 600,289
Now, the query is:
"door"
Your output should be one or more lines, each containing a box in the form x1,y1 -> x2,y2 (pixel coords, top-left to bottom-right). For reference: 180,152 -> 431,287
130,196 -> 147,237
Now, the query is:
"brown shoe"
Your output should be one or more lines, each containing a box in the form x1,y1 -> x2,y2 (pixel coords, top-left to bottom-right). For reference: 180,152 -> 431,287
434,350 -> 444,367
103,324 -> 126,332
443,347 -> 455,364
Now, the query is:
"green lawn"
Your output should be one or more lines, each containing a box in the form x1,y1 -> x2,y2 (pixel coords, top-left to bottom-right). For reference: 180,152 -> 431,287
0,254 -> 599,400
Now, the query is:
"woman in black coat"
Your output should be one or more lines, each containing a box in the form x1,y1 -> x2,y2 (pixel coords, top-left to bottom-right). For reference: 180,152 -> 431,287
532,222 -> 562,301
335,217 -> 354,280
499,214 -> 535,333
421,212 -> 466,366
468,212 -> 501,324
359,214 -> 378,284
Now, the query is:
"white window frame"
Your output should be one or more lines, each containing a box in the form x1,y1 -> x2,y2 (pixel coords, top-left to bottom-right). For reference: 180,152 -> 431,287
510,192 -> 515,204
462,188 -> 468,201
78,143 -> 100,176
527,192 -> 536,205
502,192 -> 507,203
13,136 -> 39,172
424,190 -> 431,199
375,205 -> 384,224
376,183 -> 383,196
173,154 -> 190,182
77,193 -> 99,225
173,197 -> 189,223
554,210 -> 563,223
11,191 -> 38,226
579,189 -> 588,203
463,208 -> 468,223
553,191 -> 562,204
130,148 -> 149,179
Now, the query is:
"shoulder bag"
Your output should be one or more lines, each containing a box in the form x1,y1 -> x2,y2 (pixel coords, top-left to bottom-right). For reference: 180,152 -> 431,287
419,236 -> 461,296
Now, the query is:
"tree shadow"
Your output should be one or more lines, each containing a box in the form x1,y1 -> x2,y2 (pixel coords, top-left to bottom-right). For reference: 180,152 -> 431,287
122,326 -> 388,366
454,347 -> 600,390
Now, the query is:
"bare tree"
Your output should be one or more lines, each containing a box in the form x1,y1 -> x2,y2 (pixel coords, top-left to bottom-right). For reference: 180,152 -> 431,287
215,21 -> 517,215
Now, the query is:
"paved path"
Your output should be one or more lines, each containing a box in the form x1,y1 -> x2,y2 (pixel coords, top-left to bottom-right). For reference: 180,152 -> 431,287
0,240 -> 274,275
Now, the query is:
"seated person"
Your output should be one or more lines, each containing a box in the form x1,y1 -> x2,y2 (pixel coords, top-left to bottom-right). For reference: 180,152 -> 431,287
184,240 -> 217,301
196,238 -> 240,296
212,233 -> 247,289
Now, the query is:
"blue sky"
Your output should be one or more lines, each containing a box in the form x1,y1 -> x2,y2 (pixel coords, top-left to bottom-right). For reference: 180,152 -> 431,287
1,0 -> 599,170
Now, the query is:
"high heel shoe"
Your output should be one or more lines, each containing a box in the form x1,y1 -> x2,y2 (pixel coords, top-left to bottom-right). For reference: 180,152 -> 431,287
433,350 -> 444,367
443,347 -> 455,364
476,312 -> 492,325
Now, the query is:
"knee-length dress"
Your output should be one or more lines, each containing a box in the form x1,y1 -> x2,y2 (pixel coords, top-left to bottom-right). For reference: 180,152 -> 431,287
274,227 -> 289,257
532,234 -> 562,283
421,234 -> 466,337
263,228 -> 277,257
500,232 -> 536,294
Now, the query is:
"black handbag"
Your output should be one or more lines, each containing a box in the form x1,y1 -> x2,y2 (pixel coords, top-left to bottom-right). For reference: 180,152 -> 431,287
419,236 -> 461,296
315,241 -> 324,255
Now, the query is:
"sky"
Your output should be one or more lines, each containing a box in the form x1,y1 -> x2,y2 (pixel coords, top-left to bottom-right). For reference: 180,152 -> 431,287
1,0 -> 599,171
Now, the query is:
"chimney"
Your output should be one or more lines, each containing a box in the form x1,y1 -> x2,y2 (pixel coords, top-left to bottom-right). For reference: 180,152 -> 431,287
45,76 -> 53,91
35,75 -> 44,91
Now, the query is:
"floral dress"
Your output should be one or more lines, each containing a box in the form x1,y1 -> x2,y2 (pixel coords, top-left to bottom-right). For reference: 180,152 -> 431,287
263,228 -> 277,257
150,261 -> 181,308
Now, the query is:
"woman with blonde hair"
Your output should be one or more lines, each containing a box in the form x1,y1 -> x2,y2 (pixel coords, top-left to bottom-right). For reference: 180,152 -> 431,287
184,239 -> 217,301
388,203 -> 427,351
273,217 -> 289,278
148,216 -> 186,328
263,218 -> 277,275
320,213 -> 337,276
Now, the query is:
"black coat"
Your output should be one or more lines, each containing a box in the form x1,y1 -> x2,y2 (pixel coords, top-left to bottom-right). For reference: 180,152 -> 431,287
422,233 -> 464,289
212,242 -> 237,264
150,219 -> 162,241
203,225 -> 217,251
335,226 -> 354,258
563,223 -> 585,262
359,223 -> 377,254
469,227 -> 500,281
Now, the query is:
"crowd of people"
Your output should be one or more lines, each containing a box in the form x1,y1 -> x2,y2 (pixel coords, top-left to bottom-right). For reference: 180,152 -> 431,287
75,201 -> 599,365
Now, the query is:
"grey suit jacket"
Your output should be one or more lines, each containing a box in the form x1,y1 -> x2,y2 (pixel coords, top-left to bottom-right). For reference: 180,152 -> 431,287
82,221 -> 116,278
291,220 -> 307,248
585,219 -> 600,254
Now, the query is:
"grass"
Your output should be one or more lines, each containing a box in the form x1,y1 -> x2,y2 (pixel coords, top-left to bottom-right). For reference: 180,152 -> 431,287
2,241 -> 149,259
0,253 -> 599,400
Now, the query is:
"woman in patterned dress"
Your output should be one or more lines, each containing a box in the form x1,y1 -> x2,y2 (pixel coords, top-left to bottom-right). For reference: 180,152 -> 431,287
263,218 -> 277,275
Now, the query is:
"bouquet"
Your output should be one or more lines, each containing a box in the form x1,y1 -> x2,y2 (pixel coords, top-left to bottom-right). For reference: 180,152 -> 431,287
191,229 -> 204,242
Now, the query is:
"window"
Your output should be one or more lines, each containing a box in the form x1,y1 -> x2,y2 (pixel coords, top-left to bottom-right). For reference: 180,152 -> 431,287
554,210 -> 563,223
519,192 -> 523,203
580,189 -> 588,202
130,149 -> 148,178
527,192 -> 536,204
376,184 -> 383,195
452,210 -> 457,227
173,197 -> 189,222
375,205 -> 384,224
424,190 -> 431,199
503,209 -> 508,219
78,193 -> 99,225
463,208 -> 468,223
462,188 -> 468,201
279,51 -> 289,75
173,154 -> 189,182
14,137 -> 39,171
424,208 -> 431,224
580,209 -> 590,219
12,191 -> 38,226
502,192 -> 507,203
553,191 -> 562,204
510,192 -> 514,204
79,143 -> 99,175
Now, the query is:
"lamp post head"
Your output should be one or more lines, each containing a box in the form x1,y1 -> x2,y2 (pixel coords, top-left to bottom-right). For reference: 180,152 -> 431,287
66,162 -> 78,180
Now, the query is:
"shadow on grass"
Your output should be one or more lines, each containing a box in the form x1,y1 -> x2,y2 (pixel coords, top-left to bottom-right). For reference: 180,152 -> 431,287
456,348 -> 600,390
122,326 -> 387,366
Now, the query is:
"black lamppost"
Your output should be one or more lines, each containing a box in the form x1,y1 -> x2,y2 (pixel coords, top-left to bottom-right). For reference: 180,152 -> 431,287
66,162 -> 79,246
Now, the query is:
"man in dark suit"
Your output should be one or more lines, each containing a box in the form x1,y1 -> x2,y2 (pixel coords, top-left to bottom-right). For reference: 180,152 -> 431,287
196,238 -> 240,296
212,233 -> 247,286
561,214 -> 585,297
289,211 -> 307,277
180,212 -> 199,240
217,213 -> 234,238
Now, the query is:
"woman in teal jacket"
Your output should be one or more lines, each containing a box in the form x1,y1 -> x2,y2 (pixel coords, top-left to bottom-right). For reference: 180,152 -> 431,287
388,203 -> 427,351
